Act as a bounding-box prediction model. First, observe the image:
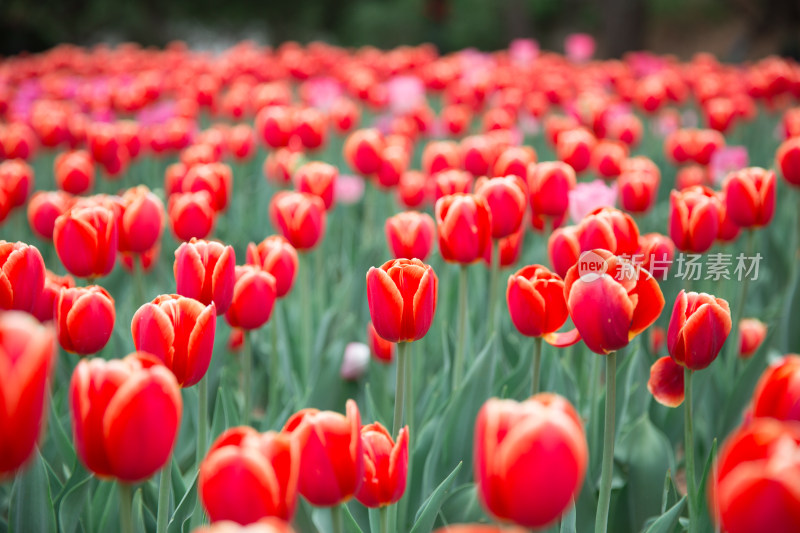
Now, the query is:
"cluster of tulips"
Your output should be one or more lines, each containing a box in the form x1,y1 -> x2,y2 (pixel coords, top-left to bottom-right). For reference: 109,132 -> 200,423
2,35 -> 800,533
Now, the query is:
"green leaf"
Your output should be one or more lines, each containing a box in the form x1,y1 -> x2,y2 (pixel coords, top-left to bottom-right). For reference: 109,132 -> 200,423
167,471 -> 198,533
696,439 -> 719,533
293,499 -> 320,533
410,462 -> 463,533
9,450 -> 57,533
559,500 -> 577,533
132,488 -> 146,533
341,503 -> 364,533
644,496 -> 687,533
55,463 -> 92,533
439,484 -> 489,525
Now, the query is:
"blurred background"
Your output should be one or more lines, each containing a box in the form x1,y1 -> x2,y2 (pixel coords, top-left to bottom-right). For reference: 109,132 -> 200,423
2,0 -> 800,59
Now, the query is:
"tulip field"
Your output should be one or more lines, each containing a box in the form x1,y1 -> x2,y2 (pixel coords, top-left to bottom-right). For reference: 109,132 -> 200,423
3,38 -> 800,533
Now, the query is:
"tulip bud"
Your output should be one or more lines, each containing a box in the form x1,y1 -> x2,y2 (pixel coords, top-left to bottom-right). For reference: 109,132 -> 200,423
435,194 -> 492,264
0,159 -> 34,208
750,355 -> 800,421
32,269 -> 75,323
132,294 -> 217,387
199,426 -> 303,524
475,394 -> 588,528
246,236 -> 298,298
667,290 -> 732,370
722,167 -> 776,228
269,191 -> 327,251
225,266 -> 277,330
547,226 -> 581,279
54,150 -> 95,195
668,186 -> 720,253
355,423 -> 409,507
493,146 -> 536,180
676,165 -> 709,190
53,203 -> 118,278
776,136 -> 800,187
384,211 -> 435,261
591,140 -> 628,179
647,356 -> 685,407
0,312 -> 55,475
637,233 -> 675,277
344,129 -> 384,175
56,285 -> 115,355
256,106 -> 294,148
282,399 -> 364,506
528,161 -> 575,224
618,159 -> 660,214
556,128 -> 596,173
506,265 -> 569,339
330,98 -> 360,134
118,185 -> 165,253
398,170 -> 429,208
70,352 -> 182,482
294,162 -> 337,210
432,169 -> 473,202
366,258 -> 438,343
227,124 -> 256,160
422,140 -> 461,175
474,176 -> 527,239
293,107 -> 327,150
461,135 -> 497,177
0,241 -> 45,313
26,190 -> 73,240
376,145 -> 408,189
578,206 -> 640,256
174,238 -> 236,314
183,163 -> 233,213
738,318 -> 767,359
367,321 -> 395,363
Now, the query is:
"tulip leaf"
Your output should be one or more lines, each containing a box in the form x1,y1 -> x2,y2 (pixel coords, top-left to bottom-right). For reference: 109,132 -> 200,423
133,488 -> 146,533
167,471 -> 198,533
170,459 -> 187,511
48,396 -> 76,466
696,439 -> 719,533
341,503 -> 364,533
9,450 -> 57,533
410,461 -> 462,533
439,483 -> 490,525
55,462 -> 92,533
644,496 -> 686,533
90,480 -> 115,532
560,499 -> 577,533
293,499 -> 320,533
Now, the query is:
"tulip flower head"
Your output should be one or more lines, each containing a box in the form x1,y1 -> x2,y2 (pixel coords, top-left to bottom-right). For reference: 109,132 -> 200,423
269,191 -> 327,251
0,241 -> 46,313
174,238 -> 236,314
245,236 -> 298,298
355,423 -> 409,508
667,290 -> 732,370
384,211 -> 435,261
750,355 -> 800,421
56,285 -> 116,355
435,193 -> 492,264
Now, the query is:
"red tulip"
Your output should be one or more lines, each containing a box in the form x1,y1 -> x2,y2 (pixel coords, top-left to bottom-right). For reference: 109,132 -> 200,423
183,163 -> 233,213
0,312 -> 55,475
366,321 -> 395,363
174,238 -> 236,314
676,165 -> 710,190
70,351 -> 182,482
294,162 -> 337,210
484,225 -> 525,267
493,146 -> 536,180
54,150 -> 95,195
637,233 -> 675,279
435,194 -> 492,264
647,356 -> 685,407
227,124 -> 256,160
0,241 -> 45,313
32,270 -> 75,323
461,135 -> 498,177
578,207 -> 640,256
722,167 -> 776,228
384,211 -> 435,261
330,98 -> 360,134
667,290 -> 732,370
475,394 -> 588,528
432,169 -> 473,202
225,266 -> 277,330
56,285 -> 115,355
556,128 -> 596,173
376,145 -> 408,189
474,176 -> 527,239
564,249 -> 665,354
118,185 -> 165,253
750,355 -> 800,421
355,423 -> 409,508
618,160 -> 660,214
366,258 -> 438,343
293,107 -> 327,150
282,399 -> 364,507
506,265 -> 570,341
269,191 -> 327,251
256,106 -> 294,148
26,190 -> 73,240
0,159 -> 34,208
131,293 -> 217,387
591,140 -> 628,179
398,170 -> 429,208
344,129 -> 384,175
528,161 -> 575,224
739,318 -> 767,359
246,236 -> 298,298
422,141 -> 461,175
199,426 -> 304,523
668,186 -> 720,253
53,203 -> 118,278
711,419 -> 800,533
777,137 -> 800,187
548,226 -> 581,279
716,191 -> 743,243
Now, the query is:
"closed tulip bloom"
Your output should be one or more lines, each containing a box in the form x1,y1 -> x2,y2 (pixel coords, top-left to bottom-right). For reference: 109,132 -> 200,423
70,352 -> 182,482
506,265 -> 569,340
548,226 -> 581,279
751,355 -> 800,421
385,211 -> 435,261
722,167 -> 776,228
433,169 -> 473,202
0,241 -> 45,313
556,128 -> 596,173
528,161 -> 575,222
461,135 -> 498,177
638,233 -> 675,277
435,194 -> 492,264
54,204 -> 118,278
676,165 -> 709,190
564,249 -> 665,354
330,98 -> 360,134
118,185 -> 165,253
269,191 -> 327,251
474,176 -> 527,239
484,225 -> 525,268
711,419 -> 800,533
618,166 -> 660,214
0,159 -> 34,208
344,129 -> 384,175
256,106 -> 294,148
227,124 -> 256,160
294,162 -> 337,210
193,518 -> 295,533
367,321 -> 395,363
475,394 -> 588,529
355,423 -> 409,508
647,356 -> 685,407
739,318 -> 767,359
226,266 -> 277,330
667,290 -> 732,370
0,312 -> 56,475
422,140 -> 461,175
54,150 -> 95,194
398,170 -> 429,208
669,186 -> 720,253
282,399 -> 364,507
168,191 -> 217,241
27,190 -> 73,240
56,286 -> 115,355
366,258 -> 438,343
716,192 -> 742,243
32,270 -> 75,323
777,137 -> 800,187
294,107 -> 327,150
132,294 -> 217,387
246,236 -> 298,298
174,238 -> 236,314
376,145 -> 408,189
591,140 -> 628,179
199,426 -> 303,524
578,207 -> 640,256
493,146 -> 537,180
183,163 -> 233,213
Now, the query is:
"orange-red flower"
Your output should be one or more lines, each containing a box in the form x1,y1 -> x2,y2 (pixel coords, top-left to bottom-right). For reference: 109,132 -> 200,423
225,266 -> 277,330
355,423 -> 409,508
722,167 -> 776,228
269,191 -> 327,251
668,186 -> 720,253
474,176 -> 527,239
667,290 -> 732,370
0,241 -> 45,313
246,236 -> 298,298
384,211 -> 435,261
750,355 -> 800,421
54,203 -> 118,278
174,238 -> 236,314
56,285 -> 115,355
435,193 -> 492,264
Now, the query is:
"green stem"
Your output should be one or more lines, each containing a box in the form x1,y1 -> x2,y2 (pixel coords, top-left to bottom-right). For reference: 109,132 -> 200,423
192,376 -> 208,526
331,504 -> 343,533
269,313 -> 280,411
487,239 -> 500,339
118,483 -> 133,533
781,193 -> 800,352
134,261 -> 146,306
301,252 -> 312,385
393,342 -> 409,438
156,458 -> 171,533
380,505 -> 389,533
453,265 -> 469,391
531,337 -> 543,395
242,330 -> 252,425
684,367 -> 698,533
594,351 -> 617,533
728,229 -> 755,372
588,354 -> 600,447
